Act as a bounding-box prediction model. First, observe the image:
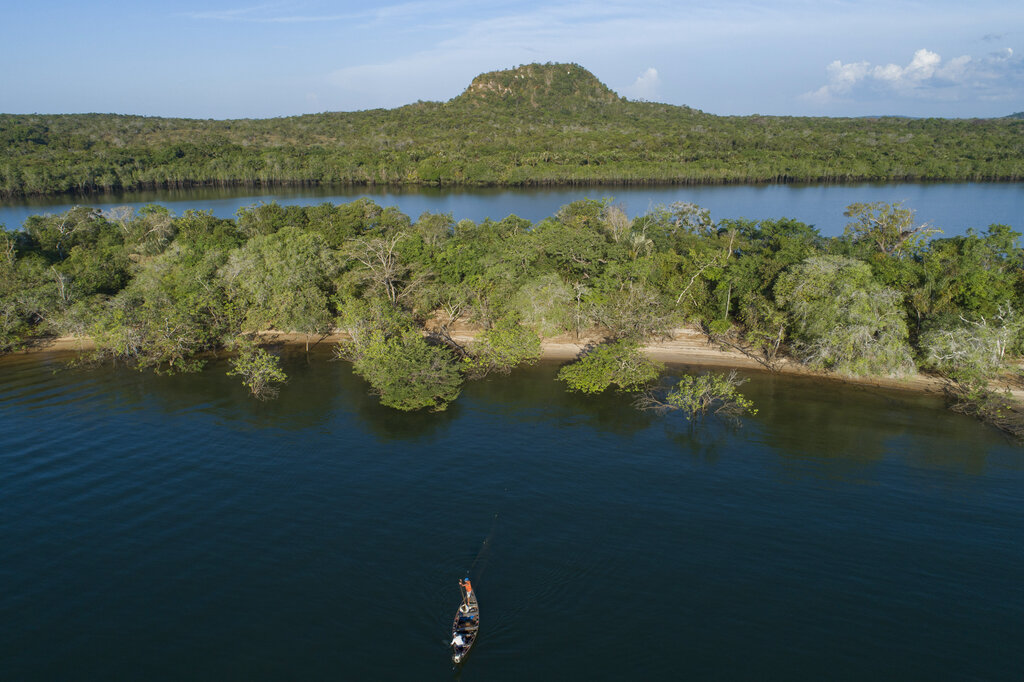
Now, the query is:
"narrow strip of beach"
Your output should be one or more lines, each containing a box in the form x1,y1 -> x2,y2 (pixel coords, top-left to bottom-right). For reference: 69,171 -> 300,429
20,325 -> 987,397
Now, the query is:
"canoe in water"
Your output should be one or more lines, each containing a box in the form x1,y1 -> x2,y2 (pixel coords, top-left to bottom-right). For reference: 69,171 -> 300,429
451,578 -> 479,664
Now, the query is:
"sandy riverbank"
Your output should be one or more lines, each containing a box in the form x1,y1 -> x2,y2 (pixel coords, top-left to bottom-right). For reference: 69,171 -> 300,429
20,325 -> 967,397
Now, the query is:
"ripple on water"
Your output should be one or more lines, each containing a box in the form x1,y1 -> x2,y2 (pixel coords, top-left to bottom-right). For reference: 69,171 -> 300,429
0,355 -> 1022,680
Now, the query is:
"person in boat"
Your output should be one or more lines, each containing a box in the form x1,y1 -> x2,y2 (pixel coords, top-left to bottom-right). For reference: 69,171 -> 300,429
459,578 -> 474,612
451,633 -> 465,647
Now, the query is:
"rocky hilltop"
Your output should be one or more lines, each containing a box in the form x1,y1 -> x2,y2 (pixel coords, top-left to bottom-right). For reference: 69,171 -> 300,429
452,63 -> 624,109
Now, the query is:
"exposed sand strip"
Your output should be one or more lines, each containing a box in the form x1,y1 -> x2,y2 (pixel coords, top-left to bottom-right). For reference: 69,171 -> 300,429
19,326 -> 1022,398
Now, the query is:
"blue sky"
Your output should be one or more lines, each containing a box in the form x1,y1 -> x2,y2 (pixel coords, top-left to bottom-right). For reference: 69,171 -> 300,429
2,0 -> 1022,119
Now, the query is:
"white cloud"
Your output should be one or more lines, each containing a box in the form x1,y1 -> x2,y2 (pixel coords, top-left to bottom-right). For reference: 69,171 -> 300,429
804,47 -> 1023,104
625,67 -> 661,100
874,48 -> 942,84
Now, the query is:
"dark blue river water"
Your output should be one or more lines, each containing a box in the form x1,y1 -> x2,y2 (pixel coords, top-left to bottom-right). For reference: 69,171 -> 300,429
1,350 -> 1022,680
1,182 -> 1021,237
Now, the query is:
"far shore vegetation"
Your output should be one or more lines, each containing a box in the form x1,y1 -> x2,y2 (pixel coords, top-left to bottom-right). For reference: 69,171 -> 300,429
2,195 -> 1023,434
2,63 -> 1023,199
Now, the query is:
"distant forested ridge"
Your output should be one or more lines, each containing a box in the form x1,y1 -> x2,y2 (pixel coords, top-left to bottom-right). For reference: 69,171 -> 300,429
1,63 -> 1022,198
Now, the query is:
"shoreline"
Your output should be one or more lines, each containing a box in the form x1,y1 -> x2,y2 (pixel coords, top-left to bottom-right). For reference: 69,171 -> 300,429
6,177 -> 1023,203
19,326 -> 977,398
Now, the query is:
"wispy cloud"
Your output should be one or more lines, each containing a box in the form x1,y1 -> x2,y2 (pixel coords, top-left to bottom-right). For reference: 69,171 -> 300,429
804,47 -> 1024,104
184,1 -> 366,24
319,0 -> 760,105
183,1 -> 1024,115
185,0 -> 485,25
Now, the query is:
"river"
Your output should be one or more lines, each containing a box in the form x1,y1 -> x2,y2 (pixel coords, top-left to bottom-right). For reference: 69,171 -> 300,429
1,182 -> 1022,237
1,349 -> 1021,680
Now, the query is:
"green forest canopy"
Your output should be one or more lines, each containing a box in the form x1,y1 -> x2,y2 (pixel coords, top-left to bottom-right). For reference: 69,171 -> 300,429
2,197 -> 1022,414
2,63 -> 1022,197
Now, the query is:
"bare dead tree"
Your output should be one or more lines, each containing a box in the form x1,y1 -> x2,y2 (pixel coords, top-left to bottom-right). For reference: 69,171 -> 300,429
50,266 -> 72,307
601,204 -> 631,243
101,206 -> 135,234
345,232 -> 407,303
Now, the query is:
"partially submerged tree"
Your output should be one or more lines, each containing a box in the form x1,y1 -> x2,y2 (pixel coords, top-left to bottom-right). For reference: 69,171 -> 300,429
227,337 -> 288,400
637,370 -> 757,425
345,328 -> 463,411
338,300 -> 463,411
557,339 -> 663,394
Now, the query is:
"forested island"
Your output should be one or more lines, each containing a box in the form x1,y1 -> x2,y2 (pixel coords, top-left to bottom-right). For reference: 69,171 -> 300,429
2,63 -> 1023,198
2,196 -> 1022,433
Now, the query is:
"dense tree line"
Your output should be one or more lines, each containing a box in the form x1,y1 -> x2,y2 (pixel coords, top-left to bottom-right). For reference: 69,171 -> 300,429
2,195 -> 1022,430
2,63 -> 1022,198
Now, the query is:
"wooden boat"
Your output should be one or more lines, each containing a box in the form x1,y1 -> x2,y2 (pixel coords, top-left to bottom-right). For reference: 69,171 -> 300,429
450,578 -> 479,664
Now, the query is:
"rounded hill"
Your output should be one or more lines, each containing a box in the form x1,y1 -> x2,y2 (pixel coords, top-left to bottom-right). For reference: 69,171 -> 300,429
451,63 -> 623,109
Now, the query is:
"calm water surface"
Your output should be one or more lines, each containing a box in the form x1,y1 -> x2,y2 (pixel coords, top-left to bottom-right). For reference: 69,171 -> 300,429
1,350 -> 1022,680
1,183 -> 1021,237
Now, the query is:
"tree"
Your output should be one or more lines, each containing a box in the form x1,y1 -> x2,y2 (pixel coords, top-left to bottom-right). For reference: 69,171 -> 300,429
532,215 -> 611,281
337,299 -> 463,411
227,337 -> 288,400
127,204 -> 176,256
345,328 -> 463,411
912,225 -> 1023,322
920,304 -> 1022,387
220,226 -> 338,335
920,307 -> 1024,440
843,202 -> 939,257
0,230 -> 39,350
557,339 -> 663,394
633,202 -> 714,252
235,201 -> 307,238
588,281 -> 673,341
667,201 -> 715,235
775,255 -> 914,376
636,370 -> 757,424
513,273 -> 574,337
22,206 -> 109,261
703,218 -> 822,371
344,232 -> 409,303
464,315 -> 542,377
88,229 -> 240,373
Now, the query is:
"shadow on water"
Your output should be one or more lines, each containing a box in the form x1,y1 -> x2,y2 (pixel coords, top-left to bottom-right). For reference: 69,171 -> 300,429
460,360 -> 657,436
740,370 -> 1010,478
272,345 -> 461,441
3,349 -> 1016,470
88,347 -> 462,441
664,422 -> 736,464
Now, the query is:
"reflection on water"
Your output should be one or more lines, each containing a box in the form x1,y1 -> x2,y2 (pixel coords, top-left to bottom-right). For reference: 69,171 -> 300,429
744,371 -> 1005,479
1,349 -> 1022,680
1,350 -> 1013,475
1,181 -> 1021,237
0,350 -> 1014,476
